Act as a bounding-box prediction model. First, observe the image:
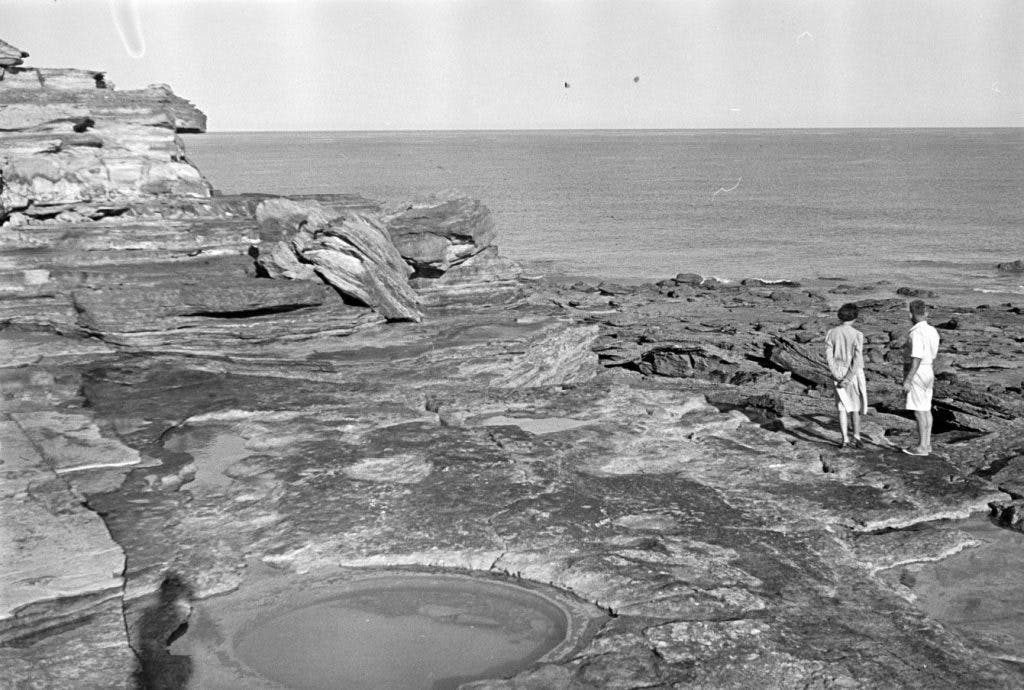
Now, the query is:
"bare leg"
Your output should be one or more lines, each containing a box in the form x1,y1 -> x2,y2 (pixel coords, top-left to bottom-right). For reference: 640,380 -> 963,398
913,411 -> 928,452
851,411 -> 861,440
838,410 -> 849,443
922,410 -> 933,450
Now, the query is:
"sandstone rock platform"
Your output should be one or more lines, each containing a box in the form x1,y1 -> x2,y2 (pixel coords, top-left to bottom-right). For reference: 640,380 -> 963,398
3,37 -> 1024,690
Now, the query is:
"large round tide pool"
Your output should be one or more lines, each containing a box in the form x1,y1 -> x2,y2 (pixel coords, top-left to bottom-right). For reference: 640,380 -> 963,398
171,571 -> 594,689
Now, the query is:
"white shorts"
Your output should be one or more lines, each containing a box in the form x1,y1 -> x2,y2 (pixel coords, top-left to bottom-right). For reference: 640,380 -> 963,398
906,365 -> 934,411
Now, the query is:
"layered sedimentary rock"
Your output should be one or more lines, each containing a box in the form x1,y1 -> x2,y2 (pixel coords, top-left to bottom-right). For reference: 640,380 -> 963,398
383,193 -> 523,306
0,39 -> 28,67
254,197 -> 423,321
253,194 -> 526,320
4,38 -> 1024,690
0,39 -> 209,223
383,194 -> 497,273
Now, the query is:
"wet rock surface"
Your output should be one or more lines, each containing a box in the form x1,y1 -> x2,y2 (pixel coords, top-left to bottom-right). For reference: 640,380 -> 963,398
4,42 -> 1024,690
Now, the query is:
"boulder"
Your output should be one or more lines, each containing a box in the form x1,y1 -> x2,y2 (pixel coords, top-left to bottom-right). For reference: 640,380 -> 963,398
408,246 -> 522,307
254,199 -> 422,322
896,287 -> 938,298
379,193 -> 522,309
382,193 -> 496,275
996,259 -> 1023,273
674,272 -> 703,285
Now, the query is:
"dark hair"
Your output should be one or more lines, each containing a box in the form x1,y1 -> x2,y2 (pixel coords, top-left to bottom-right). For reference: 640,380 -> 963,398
837,303 -> 858,322
909,299 -> 928,318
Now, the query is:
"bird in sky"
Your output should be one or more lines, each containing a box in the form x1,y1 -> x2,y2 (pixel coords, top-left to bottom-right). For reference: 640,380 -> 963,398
633,76 -> 640,83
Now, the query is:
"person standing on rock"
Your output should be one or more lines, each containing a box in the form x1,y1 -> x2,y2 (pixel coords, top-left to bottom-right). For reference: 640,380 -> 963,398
902,299 -> 940,456
825,303 -> 868,448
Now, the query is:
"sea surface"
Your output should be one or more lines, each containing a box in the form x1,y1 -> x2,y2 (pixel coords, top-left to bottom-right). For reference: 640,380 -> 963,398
183,129 -> 1024,299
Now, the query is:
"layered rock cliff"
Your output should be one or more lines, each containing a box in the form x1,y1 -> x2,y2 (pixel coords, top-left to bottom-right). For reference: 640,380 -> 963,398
0,39 -> 210,224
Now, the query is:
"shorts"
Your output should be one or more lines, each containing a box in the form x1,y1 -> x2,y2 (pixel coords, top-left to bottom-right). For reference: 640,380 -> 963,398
905,365 -> 934,411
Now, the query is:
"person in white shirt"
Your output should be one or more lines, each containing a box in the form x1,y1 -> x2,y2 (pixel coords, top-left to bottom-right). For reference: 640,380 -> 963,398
902,299 -> 940,456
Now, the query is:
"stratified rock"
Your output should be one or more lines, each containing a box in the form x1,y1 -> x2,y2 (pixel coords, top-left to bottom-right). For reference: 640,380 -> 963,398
255,196 -> 334,233
767,336 -> 832,386
382,193 -> 496,275
409,246 -> 523,307
254,199 -> 422,322
306,216 -> 422,322
143,83 -> 207,132
72,276 -> 336,336
1,67 -> 108,90
0,422 -> 126,640
492,322 -> 599,387
0,39 -> 28,67
0,40 -> 211,223
381,193 -> 522,307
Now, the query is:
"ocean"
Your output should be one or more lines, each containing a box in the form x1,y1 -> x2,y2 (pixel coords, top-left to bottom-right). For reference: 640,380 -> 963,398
182,129 -> 1024,300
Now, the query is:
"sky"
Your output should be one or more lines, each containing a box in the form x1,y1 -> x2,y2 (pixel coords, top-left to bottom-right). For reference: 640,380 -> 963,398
2,0 -> 1022,131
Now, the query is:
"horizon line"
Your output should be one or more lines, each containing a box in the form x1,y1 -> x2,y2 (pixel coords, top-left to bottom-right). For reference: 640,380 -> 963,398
186,125 -> 1024,135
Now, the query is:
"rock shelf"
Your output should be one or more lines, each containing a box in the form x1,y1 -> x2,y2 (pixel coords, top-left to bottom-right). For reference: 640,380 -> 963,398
2,38 -> 1024,688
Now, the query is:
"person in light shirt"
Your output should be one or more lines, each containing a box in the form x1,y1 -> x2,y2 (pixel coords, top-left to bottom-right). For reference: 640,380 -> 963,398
825,303 -> 867,448
902,299 -> 940,456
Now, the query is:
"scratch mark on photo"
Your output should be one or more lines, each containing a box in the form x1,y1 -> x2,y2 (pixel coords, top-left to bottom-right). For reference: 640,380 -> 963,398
713,177 -> 742,197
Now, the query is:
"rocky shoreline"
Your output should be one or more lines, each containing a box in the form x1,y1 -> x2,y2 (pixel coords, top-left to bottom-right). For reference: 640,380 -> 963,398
3,41 -> 1024,688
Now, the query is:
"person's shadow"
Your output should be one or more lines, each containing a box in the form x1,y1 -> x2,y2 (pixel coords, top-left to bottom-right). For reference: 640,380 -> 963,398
132,573 -> 194,690
771,413 -> 844,446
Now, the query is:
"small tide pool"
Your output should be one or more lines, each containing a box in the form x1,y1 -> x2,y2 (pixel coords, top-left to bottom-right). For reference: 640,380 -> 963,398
171,569 -> 599,689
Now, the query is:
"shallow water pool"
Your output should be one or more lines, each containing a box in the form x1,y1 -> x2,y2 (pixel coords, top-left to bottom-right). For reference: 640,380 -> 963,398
172,570 -> 594,689
891,516 -> 1024,664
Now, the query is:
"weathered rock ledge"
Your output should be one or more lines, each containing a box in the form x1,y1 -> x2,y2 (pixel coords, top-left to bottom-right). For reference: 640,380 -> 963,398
1,39 -> 209,224
2,39 -> 1024,690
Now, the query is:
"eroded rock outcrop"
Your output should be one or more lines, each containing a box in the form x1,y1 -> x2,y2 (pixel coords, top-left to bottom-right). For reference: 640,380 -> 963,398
0,39 -> 210,223
253,194 -> 527,319
0,39 -> 28,68
254,197 -> 423,321
3,36 -> 1024,690
383,193 -> 523,306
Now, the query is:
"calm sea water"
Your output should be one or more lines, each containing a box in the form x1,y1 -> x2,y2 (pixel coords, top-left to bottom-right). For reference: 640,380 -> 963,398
183,129 -> 1023,298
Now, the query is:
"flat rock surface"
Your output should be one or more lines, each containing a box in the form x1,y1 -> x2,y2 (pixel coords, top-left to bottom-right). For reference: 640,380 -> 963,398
3,231 -> 1023,687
